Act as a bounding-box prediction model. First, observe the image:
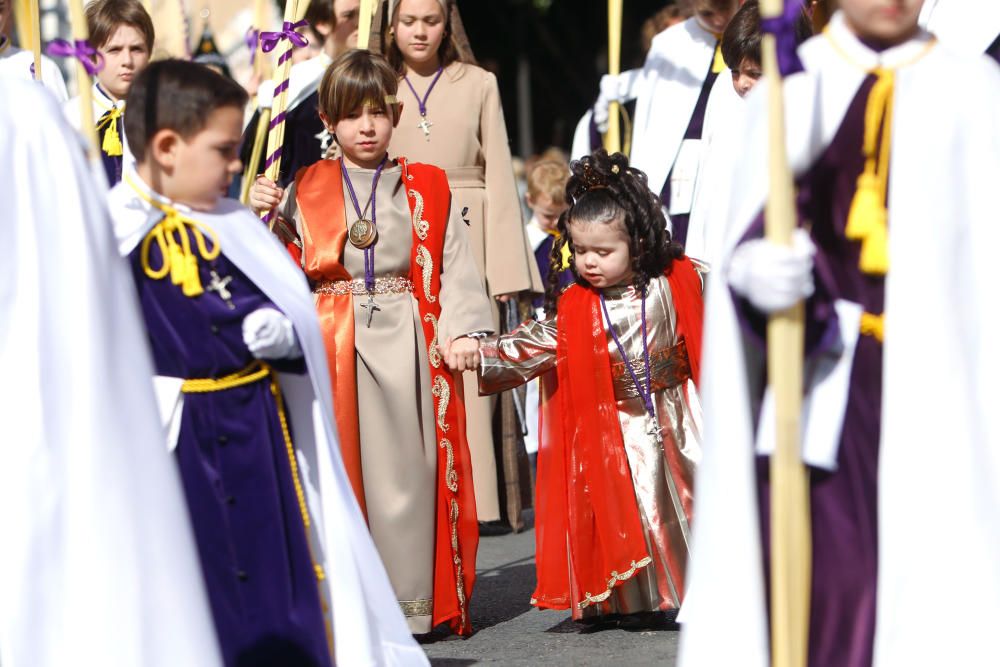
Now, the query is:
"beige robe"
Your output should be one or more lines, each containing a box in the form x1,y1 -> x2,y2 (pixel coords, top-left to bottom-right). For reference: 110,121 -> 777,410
391,61 -> 543,521
280,163 -> 493,633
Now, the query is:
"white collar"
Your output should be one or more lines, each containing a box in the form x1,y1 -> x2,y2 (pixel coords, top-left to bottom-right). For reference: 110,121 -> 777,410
825,11 -> 936,71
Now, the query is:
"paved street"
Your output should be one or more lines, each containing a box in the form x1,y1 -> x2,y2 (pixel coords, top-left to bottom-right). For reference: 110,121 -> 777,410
421,516 -> 680,666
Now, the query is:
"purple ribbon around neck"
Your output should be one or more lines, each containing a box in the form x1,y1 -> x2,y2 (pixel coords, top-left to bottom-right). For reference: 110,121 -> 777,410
341,156 -> 389,292
245,28 -> 260,65
760,0 -> 806,76
259,20 -> 309,54
403,66 -> 444,117
46,39 -> 104,75
600,287 -> 656,420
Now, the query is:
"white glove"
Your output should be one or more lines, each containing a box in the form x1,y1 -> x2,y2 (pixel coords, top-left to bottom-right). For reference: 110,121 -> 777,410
242,308 -> 302,360
727,229 -> 816,314
593,74 -> 621,133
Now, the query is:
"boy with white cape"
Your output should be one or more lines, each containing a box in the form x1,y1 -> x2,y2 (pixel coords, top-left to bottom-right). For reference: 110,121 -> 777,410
680,5 -> 1000,667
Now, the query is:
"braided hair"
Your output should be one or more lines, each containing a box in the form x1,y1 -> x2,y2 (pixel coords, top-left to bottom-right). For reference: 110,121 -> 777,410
544,149 -> 684,313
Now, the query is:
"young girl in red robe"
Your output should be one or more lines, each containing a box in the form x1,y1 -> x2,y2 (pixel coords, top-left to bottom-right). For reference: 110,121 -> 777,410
478,149 -> 704,626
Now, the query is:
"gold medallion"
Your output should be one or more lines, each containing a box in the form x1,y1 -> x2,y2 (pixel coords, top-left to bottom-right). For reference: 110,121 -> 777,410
349,218 -> 377,249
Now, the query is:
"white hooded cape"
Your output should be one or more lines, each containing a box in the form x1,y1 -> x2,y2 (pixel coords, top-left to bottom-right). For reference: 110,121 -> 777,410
919,0 -> 1000,56
0,78 -> 221,666
108,172 -> 429,667
679,14 -> 1000,667
630,17 -> 718,199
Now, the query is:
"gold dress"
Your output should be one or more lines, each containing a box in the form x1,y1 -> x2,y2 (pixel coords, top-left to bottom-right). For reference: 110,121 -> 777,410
479,275 -> 701,615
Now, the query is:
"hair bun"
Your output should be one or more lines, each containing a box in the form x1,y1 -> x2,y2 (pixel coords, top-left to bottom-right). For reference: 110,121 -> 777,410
567,149 -> 633,202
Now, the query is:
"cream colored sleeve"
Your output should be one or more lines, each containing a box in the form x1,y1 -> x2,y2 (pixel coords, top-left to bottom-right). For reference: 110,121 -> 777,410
438,195 -> 495,342
479,71 -> 544,296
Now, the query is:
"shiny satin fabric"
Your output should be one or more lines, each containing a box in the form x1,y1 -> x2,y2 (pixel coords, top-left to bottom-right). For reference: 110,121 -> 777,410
480,275 -> 702,616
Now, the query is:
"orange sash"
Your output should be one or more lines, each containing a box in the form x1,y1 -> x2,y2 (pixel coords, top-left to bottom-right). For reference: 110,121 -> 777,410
532,257 -> 703,611
294,158 -> 477,635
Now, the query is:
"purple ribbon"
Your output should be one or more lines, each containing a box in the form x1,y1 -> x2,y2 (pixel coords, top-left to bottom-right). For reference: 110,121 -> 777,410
341,155 -> 388,292
402,66 -> 445,117
600,287 -> 655,421
46,39 -> 104,75
259,20 -> 309,54
245,28 -> 260,65
760,1 -> 806,77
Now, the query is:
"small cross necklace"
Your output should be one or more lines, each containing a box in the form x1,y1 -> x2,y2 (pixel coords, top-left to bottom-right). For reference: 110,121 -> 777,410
403,66 -> 445,140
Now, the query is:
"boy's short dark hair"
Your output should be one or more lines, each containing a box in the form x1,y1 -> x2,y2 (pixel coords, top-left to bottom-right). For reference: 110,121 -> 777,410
86,0 -> 155,52
318,49 -> 399,124
125,60 -> 248,163
721,0 -> 762,70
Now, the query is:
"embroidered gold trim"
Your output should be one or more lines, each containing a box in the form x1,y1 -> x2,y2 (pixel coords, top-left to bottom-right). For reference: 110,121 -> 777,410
439,438 -> 459,493
450,498 -> 468,628
424,313 -> 442,368
416,245 -> 437,303
577,557 -> 654,610
431,375 -> 452,433
399,598 -> 433,617
312,276 -> 413,296
408,189 -> 429,240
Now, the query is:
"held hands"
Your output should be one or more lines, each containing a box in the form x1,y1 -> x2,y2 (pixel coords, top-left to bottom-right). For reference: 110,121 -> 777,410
242,308 -> 303,360
438,336 -> 481,372
727,229 -> 817,314
248,175 -> 284,215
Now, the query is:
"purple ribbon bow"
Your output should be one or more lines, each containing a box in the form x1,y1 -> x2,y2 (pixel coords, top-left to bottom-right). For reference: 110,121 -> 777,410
245,28 -> 260,65
760,1 -> 806,77
46,39 -> 104,75
259,20 -> 309,54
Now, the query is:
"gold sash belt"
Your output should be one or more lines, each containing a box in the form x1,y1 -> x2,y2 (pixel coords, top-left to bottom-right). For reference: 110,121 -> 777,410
312,276 -> 414,296
610,339 -> 692,401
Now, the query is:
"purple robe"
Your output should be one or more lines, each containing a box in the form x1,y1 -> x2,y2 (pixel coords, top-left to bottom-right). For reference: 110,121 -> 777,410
659,56 -> 720,246
737,74 -> 884,667
127,239 -> 331,667
987,31 -> 1000,64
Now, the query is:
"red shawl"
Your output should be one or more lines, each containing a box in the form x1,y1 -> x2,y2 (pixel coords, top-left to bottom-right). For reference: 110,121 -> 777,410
532,257 -> 703,610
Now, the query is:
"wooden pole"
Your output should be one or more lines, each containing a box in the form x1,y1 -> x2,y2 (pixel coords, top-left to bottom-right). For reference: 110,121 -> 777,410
603,0 -> 623,154
28,0 -> 42,82
67,0 -> 99,160
357,0 -> 377,50
241,85 -> 273,204
260,0 -> 301,226
759,1 -> 811,667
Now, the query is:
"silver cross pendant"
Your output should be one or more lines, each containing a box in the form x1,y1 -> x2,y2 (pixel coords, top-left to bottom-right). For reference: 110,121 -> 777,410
417,115 -> 433,140
360,293 -> 380,328
206,270 -> 235,309
646,414 -> 663,445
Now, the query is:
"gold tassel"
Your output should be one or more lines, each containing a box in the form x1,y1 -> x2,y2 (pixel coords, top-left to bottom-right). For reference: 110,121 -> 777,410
845,172 -> 886,241
182,252 -> 205,297
169,242 -> 187,286
712,42 -> 726,74
97,107 -> 123,157
858,221 -> 889,276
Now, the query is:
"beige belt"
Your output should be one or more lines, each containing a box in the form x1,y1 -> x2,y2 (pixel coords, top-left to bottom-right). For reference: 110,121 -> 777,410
445,166 -> 485,189
312,276 -> 413,296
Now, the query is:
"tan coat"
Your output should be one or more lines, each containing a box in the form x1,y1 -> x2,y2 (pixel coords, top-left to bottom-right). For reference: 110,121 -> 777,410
391,61 -> 543,521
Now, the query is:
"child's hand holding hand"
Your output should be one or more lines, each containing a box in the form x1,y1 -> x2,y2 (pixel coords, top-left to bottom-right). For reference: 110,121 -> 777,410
249,176 -> 284,215
439,336 -> 481,372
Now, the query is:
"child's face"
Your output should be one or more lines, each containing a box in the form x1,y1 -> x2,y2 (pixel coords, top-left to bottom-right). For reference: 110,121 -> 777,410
393,0 -> 447,68
568,218 -> 633,289
731,57 -> 762,98
694,0 -> 740,35
527,194 -> 568,233
160,105 -> 243,211
840,0 -> 922,45
331,103 -> 398,168
95,25 -> 150,100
